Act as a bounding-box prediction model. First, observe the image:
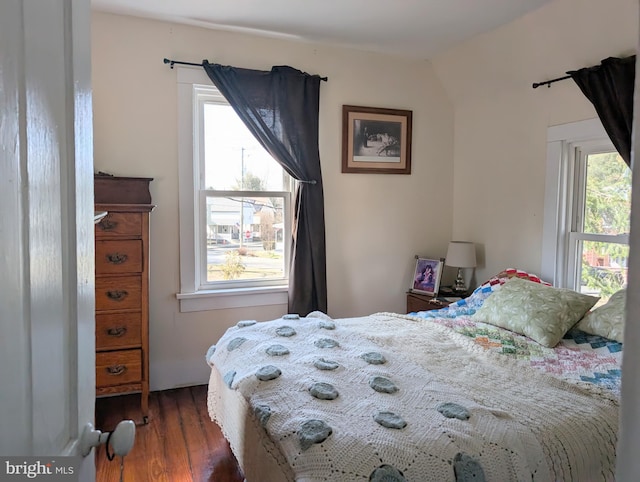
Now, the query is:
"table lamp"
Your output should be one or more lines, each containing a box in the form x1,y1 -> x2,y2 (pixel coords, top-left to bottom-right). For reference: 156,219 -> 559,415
445,241 -> 477,293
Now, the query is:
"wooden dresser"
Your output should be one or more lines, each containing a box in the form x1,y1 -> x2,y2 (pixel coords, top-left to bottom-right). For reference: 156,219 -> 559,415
94,175 -> 154,423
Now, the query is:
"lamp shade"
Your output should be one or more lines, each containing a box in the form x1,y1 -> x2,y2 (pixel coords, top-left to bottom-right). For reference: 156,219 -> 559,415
445,241 -> 476,268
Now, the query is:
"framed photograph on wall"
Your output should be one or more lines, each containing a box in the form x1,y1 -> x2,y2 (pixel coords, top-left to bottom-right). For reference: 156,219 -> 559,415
342,105 -> 412,174
410,257 -> 444,296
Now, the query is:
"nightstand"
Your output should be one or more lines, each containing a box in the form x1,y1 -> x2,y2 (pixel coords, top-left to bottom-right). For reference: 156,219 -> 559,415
406,291 -> 450,313
438,286 -> 471,298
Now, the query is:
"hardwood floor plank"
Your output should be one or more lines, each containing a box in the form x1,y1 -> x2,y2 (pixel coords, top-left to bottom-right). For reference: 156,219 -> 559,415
192,385 -> 244,482
140,393 -> 171,481
121,394 -> 152,482
193,385 -> 226,453
175,387 -> 211,481
95,395 -> 126,482
95,385 -> 243,482
157,389 -> 195,481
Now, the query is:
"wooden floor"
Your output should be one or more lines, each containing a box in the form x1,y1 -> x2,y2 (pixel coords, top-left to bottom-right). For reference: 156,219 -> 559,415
95,385 -> 244,482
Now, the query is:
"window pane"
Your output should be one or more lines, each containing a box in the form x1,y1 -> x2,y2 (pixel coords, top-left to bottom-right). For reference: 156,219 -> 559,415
203,103 -> 286,191
583,152 -> 631,235
206,196 -> 285,282
579,240 -> 628,303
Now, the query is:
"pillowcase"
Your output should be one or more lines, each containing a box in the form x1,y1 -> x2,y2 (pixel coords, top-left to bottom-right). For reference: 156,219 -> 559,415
576,288 -> 626,342
471,277 -> 599,347
467,268 -> 552,308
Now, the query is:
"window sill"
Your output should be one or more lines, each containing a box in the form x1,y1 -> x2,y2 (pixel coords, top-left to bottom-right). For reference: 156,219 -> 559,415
176,285 -> 288,313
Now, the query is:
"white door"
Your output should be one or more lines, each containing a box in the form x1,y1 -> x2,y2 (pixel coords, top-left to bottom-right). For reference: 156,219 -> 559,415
0,0 -> 96,480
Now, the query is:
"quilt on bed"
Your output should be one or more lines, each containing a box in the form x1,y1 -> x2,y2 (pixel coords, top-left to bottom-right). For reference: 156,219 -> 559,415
411,293 -> 622,398
207,310 -> 619,481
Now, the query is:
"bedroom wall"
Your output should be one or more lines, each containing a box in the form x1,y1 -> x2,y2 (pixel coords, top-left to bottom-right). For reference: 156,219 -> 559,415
91,12 -> 454,390
431,0 -> 638,285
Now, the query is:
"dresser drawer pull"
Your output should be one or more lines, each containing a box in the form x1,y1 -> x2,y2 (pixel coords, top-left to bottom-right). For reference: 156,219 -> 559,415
98,218 -> 118,231
106,290 -> 129,301
106,365 -> 127,376
106,253 -> 129,264
106,326 -> 127,337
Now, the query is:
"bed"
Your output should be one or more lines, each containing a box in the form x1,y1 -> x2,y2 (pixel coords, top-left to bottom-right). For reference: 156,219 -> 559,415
206,270 -> 623,481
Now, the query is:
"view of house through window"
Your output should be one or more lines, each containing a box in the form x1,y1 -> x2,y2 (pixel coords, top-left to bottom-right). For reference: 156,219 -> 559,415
572,150 -> 630,302
200,98 -> 291,287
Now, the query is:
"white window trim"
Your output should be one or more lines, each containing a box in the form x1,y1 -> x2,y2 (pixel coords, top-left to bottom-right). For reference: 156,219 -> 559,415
542,117 -> 627,288
176,66 -> 288,312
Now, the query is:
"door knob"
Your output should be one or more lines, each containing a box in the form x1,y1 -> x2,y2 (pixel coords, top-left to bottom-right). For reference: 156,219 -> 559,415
80,419 -> 136,457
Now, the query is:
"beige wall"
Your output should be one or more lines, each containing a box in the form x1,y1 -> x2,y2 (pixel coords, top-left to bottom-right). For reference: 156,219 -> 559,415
92,12 -> 454,390
431,0 -> 638,285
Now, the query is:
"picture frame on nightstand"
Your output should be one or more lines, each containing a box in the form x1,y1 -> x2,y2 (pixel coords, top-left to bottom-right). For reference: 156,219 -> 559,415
410,256 -> 444,296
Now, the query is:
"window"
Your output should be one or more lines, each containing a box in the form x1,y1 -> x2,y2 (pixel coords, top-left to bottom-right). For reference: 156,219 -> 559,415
569,148 -> 630,300
177,68 -> 292,312
197,87 -> 292,288
543,119 -> 630,303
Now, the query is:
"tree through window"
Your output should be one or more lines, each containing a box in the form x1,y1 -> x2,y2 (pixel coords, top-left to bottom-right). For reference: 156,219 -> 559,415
574,150 -> 630,301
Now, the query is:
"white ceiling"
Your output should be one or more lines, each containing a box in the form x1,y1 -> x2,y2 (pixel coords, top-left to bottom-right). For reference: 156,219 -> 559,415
91,0 -> 553,60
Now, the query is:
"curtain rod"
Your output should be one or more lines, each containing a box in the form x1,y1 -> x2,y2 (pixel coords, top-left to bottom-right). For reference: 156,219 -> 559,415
163,58 -> 328,81
532,73 -> 573,89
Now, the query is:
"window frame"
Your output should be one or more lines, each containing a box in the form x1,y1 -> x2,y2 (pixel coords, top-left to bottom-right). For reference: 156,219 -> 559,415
542,118 -> 629,290
176,67 -> 290,312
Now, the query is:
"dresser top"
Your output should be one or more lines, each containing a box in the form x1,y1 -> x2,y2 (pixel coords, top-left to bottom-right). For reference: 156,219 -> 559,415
94,174 -> 154,204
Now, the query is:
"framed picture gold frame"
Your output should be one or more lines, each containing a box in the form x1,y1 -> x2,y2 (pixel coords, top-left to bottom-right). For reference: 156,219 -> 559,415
341,105 -> 412,174
410,257 -> 444,296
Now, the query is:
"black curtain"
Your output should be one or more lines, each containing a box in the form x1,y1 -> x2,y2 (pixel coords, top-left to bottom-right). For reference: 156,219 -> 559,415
202,62 -> 327,315
569,56 -> 636,167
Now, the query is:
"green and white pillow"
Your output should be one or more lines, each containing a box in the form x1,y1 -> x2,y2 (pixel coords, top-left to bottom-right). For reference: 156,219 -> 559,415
471,277 -> 599,347
576,288 -> 626,342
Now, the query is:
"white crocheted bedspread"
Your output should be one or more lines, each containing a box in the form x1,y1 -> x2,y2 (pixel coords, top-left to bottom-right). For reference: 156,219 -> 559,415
207,311 -> 618,482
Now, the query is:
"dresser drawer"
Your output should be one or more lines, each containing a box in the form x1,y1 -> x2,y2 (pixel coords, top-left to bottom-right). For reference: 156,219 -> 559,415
95,212 -> 142,238
96,312 -> 142,350
95,275 -> 141,311
96,240 -> 143,274
96,349 -> 142,388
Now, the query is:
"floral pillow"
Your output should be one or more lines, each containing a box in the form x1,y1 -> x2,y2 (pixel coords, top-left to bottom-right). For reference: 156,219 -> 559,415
466,268 -> 551,304
576,288 -> 626,342
471,277 -> 599,347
